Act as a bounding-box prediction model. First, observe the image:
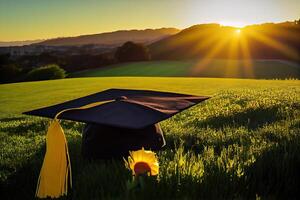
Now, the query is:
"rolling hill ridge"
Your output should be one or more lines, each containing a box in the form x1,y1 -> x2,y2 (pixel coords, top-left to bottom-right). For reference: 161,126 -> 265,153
36,28 -> 180,47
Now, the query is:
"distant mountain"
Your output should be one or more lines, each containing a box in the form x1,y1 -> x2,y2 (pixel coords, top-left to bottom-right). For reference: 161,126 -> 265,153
36,28 -> 180,47
149,22 -> 300,61
0,39 -> 44,47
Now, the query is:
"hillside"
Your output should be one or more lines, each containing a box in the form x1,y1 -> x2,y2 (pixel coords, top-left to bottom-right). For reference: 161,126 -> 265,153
71,59 -> 300,79
149,22 -> 300,61
36,28 -> 180,47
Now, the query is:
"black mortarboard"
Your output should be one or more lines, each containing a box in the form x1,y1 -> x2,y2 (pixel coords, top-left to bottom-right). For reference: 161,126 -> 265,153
24,89 -> 210,198
24,88 -> 210,129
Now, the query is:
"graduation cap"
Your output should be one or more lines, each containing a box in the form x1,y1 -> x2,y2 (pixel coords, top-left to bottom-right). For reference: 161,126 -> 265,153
24,88 -> 210,198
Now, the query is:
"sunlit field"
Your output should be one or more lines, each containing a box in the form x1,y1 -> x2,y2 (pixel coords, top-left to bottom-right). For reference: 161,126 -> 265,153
71,59 -> 300,79
1,77 -> 299,199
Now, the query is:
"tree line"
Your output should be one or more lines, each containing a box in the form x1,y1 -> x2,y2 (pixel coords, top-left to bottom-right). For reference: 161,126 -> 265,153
0,41 -> 150,83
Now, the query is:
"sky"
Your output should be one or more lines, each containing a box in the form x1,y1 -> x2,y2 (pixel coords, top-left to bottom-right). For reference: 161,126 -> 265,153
0,0 -> 299,41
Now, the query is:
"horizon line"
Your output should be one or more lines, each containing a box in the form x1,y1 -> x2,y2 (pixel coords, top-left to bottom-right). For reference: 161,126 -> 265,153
0,19 -> 298,42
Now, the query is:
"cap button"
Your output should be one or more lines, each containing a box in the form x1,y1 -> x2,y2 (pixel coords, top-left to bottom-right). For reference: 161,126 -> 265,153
116,96 -> 127,101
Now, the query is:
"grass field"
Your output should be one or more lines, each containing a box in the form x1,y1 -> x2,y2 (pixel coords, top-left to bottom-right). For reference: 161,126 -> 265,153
0,77 -> 300,199
71,59 -> 300,79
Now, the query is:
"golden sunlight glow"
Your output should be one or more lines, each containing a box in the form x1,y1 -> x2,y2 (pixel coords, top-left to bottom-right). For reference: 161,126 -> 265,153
235,29 -> 241,34
220,21 -> 247,28
246,29 -> 299,59
189,23 -> 299,79
239,35 -> 254,78
124,148 -> 159,176
192,35 -> 231,74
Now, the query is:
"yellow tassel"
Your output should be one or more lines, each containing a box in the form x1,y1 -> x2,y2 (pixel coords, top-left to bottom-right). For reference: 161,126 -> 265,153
35,100 -> 115,198
36,119 -> 72,198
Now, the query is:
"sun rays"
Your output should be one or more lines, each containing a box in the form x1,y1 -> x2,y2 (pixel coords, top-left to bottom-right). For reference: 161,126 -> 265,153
246,29 -> 299,60
239,34 -> 254,78
190,25 -> 299,78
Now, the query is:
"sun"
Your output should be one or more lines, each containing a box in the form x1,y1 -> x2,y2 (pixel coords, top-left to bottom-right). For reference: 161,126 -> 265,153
220,21 -> 247,28
235,29 -> 241,34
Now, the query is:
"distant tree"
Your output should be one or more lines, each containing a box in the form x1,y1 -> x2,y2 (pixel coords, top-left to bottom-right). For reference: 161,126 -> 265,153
0,54 -> 10,66
0,64 -> 22,83
62,54 -> 116,72
26,64 -> 66,81
115,41 -> 150,62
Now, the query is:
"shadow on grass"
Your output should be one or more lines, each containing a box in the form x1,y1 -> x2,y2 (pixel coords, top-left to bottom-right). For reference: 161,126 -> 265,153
243,138 -> 300,199
0,118 -> 84,136
0,121 -> 47,136
161,137 -> 300,199
190,105 -> 285,130
0,144 -> 45,200
0,117 -> 26,122
0,133 -> 82,200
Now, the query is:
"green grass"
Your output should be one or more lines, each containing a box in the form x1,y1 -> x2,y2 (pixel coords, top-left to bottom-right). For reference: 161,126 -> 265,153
0,77 -> 300,199
71,59 -> 300,79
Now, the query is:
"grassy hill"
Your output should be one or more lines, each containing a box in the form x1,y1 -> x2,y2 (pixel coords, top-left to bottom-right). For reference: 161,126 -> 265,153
149,22 -> 300,62
149,22 -> 300,61
1,77 -> 300,199
71,59 -> 300,79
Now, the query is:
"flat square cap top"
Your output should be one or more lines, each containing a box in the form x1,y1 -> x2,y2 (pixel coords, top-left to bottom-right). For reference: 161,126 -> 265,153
24,89 -> 210,129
